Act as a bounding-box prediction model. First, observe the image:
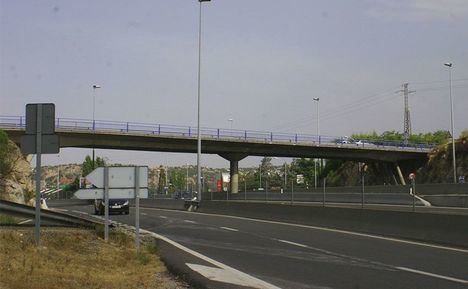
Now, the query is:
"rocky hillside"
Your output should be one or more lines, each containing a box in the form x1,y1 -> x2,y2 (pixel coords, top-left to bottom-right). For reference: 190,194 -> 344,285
417,133 -> 468,183
324,132 -> 468,186
0,131 -> 33,204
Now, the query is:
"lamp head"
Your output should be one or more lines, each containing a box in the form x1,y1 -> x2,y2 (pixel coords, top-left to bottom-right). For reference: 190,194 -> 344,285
444,63 -> 453,68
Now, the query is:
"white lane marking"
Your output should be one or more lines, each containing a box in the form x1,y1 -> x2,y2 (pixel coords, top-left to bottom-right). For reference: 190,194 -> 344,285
72,210 -> 88,215
184,220 -> 196,224
141,213 -> 147,216
143,208 -> 468,254
159,216 -> 167,219
220,226 -> 239,232
138,228 -> 281,289
277,239 -> 308,248
415,196 -> 431,207
278,238 -> 468,284
51,208 -> 68,212
186,263 -> 279,289
396,267 -> 468,285
18,219 -> 32,224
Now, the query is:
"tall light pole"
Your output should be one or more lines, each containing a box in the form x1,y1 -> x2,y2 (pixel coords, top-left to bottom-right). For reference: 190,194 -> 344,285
196,0 -> 211,200
186,163 -> 189,192
444,62 -> 457,183
228,118 -> 233,136
313,97 -> 320,189
92,84 -> 101,169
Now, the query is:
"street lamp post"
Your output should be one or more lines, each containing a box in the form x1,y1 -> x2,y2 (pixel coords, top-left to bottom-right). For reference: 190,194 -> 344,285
196,0 -> 210,201
444,63 -> 457,183
313,97 -> 320,189
186,163 -> 189,192
228,118 -> 233,137
92,84 -> 101,169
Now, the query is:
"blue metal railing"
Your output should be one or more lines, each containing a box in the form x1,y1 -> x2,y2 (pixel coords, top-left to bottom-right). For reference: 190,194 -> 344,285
0,115 -> 435,151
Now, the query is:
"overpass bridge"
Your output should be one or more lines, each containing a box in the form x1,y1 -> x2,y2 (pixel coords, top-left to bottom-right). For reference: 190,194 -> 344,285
1,116 -> 432,193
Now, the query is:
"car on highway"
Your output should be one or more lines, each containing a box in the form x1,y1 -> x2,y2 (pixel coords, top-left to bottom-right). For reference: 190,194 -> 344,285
94,199 -> 129,215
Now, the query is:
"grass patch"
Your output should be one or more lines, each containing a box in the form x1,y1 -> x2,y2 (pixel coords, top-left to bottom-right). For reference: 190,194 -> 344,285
0,214 -> 19,225
0,228 -> 181,289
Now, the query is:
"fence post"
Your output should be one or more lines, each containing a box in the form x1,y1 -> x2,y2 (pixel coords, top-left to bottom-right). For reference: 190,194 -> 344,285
291,179 -> 294,205
270,132 -> 273,142
126,122 -> 129,132
158,124 -> 161,135
217,128 -> 220,139
323,178 -> 326,207
189,127 -> 191,137
244,130 -> 247,140
295,134 -> 298,143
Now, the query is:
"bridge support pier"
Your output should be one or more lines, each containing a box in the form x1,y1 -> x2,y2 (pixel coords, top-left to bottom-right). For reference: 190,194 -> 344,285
395,163 -> 406,186
219,153 -> 248,194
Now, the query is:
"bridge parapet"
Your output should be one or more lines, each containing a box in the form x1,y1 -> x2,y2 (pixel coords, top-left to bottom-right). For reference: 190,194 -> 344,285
0,115 -> 434,153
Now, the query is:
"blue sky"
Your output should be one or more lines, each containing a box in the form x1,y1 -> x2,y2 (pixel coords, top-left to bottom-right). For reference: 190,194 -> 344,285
1,0 -> 467,167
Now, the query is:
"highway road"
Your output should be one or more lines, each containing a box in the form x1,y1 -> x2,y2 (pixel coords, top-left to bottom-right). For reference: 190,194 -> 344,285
52,203 -> 468,289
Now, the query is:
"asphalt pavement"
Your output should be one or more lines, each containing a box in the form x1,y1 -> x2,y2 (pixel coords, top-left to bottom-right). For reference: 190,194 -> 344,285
52,203 -> 468,289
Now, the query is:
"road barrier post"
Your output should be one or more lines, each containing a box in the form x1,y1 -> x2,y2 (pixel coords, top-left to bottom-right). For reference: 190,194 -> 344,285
409,173 -> 416,212
291,179 -> 294,205
361,173 -> 365,209
135,166 -> 141,250
323,178 -> 326,207
104,166 -> 109,242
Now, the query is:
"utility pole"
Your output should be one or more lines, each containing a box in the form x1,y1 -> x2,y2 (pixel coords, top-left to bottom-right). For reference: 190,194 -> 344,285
400,83 -> 415,145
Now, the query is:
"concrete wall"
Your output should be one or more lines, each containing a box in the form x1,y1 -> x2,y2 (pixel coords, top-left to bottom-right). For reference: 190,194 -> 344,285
209,183 -> 468,195
421,195 -> 468,208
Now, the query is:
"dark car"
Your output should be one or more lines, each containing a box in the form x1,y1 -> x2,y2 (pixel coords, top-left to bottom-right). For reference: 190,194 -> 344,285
94,199 -> 129,215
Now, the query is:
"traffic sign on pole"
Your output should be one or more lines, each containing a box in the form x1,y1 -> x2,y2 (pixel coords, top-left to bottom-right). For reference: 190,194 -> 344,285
20,103 -> 58,246
74,188 -> 148,199
77,166 -> 148,244
85,167 -> 148,189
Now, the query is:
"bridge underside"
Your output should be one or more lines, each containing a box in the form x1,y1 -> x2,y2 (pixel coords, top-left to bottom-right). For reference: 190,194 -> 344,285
5,129 -> 428,162
6,129 -> 429,193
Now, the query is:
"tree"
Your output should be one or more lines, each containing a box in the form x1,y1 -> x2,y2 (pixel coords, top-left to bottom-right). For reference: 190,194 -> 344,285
157,166 -> 167,194
82,155 -> 106,176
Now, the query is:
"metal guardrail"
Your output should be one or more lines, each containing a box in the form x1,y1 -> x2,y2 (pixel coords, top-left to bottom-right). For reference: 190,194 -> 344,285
0,115 -> 434,151
0,199 -> 102,227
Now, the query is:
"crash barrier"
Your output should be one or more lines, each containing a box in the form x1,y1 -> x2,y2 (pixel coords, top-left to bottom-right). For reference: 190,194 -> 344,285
202,183 -> 468,207
131,199 -> 187,210
195,201 -> 468,249
0,199 -> 101,227
46,199 -> 92,207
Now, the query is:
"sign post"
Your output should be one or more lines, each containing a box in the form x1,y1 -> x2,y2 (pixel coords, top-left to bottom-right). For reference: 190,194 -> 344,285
20,103 -> 59,245
135,166 -> 140,249
104,166 -> 109,241
409,173 -> 416,212
34,105 -> 42,245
